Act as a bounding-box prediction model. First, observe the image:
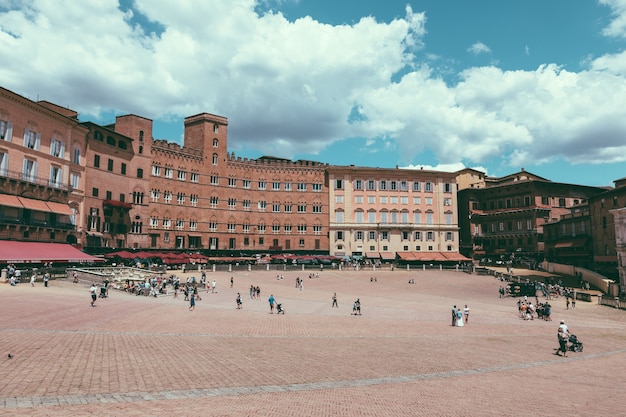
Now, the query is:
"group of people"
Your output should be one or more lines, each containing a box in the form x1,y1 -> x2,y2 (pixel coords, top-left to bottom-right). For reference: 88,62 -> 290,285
8,267 -> 51,287
451,305 -> 469,326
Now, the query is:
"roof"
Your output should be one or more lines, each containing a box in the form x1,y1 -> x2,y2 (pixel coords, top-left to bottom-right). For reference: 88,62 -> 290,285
0,241 -> 103,263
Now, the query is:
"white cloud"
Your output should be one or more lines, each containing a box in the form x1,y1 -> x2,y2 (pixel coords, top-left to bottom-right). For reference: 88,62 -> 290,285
0,0 -> 625,172
599,0 -> 626,38
467,41 -> 491,55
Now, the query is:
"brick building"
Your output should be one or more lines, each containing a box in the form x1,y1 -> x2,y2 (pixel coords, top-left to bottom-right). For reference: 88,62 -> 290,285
0,87 -> 86,245
457,169 -> 606,262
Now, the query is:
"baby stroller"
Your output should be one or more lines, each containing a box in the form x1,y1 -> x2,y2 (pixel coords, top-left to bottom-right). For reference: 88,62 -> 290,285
276,303 -> 285,314
568,334 -> 583,352
99,285 -> 108,298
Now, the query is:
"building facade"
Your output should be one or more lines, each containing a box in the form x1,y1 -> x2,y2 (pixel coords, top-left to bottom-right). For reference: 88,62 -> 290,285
0,87 -> 86,245
457,170 -> 605,261
327,166 -> 460,261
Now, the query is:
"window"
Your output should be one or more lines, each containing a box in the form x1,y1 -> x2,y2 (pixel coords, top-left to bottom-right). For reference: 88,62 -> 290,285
121,163 -> 127,175
426,212 -> 433,224
559,198 -> 566,207
49,165 -> 62,188
381,231 -> 388,241
209,222 -> 218,232
164,191 -> 172,203
151,189 -> 160,202
425,182 -> 433,192
272,181 -> 280,190
355,211 -> 363,223
446,232 -> 454,241
94,154 -> 100,168
212,154 -> 218,165
272,203 -> 281,212
401,197 -> 408,204
284,182 -> 292,191
390,181 -> 397,190
414,231 -> 422,241
414,211 -> 422,224
210,175 -> 219,185
413,181 -> 421,192
258,200 -> 266,211
284,224 -> 292,234
257,180 -> 266,190
425,197 -> 433,205
336,231 -> 344,240
177,193 -> 185,205
22,158 -> 37,182
164,167 -> 173,178
132,192 -> 143,205
379,180 -> 387,190
178,170 -> 186,181
243,223 -> 250,234
312,183 -> 322,192
335,179 -> 343,189
243,179 -> 251,189
400,181 -> 408,191
24,129 -> 40,150
258,224 -> 266,234
336,211 -> 344,223
213,124 -> 219,133
541,196 -> 549,205
162,218 -> 171,229
297,204 -> 306,213
189,220 -> 197,231
367,180 -> 376,190
150,217 -> 158,228
355,196 -> 363,204
228,198 -> 236,209
284,203 -> 292,213
380,212 -> 388,223
106,136 -> 116,146
137,168 -> 143,178
151,165 -> 161,176
50,139 -> 65,158
444,198 -> 452,206
272,224 -> 281,234
213,138 -> 219,147
0,120 -> 13,141
175,219 -> 185,230
1,152 -> 10,175
427,231 -> 434,241
336,195 -> 344,203
72,147 -> 80,164
369,231 -> 376,240
228,177 -> 237,187
445,213 -> 453,225
390,197 -> 398,204
106,191 -> 112,200
444,183 -> 452,193
380,197 -> 387,204
242,199 -> 251,210
70,172 -> 79,189
313,225 -> 322,235
355,231 -> 364,240
190,194 -> 199,207
107,159 -> 113,171
210,196 -> 218,207
92,187 -> 99,197
368,211 -> 376,223
401,211 -> 409,223
190,172 -> 199,183
313,204 -> 322,213
297,182 -> 306,191
413,197 -> 421,205
368,196 -> 376,204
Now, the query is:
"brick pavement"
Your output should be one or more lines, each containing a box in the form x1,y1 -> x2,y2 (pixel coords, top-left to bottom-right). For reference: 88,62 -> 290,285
1,268 -> 625,416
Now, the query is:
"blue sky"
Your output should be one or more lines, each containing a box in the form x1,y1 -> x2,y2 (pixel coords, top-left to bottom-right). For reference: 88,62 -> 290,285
1,0 -> 626,187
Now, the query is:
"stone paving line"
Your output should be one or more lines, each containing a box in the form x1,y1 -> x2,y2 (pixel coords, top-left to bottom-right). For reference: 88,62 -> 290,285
2,346 -> 626,410
2,268 -> 626,416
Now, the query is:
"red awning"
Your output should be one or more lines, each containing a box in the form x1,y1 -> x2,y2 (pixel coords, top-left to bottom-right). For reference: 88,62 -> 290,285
45,201 -> 73,215
18,197 -> 52,212
380,252 -> 396,260
397,252 -> 415,260
0,240 -> 103,263
554,238 -> 588,249
364,252 -> 381,259
441,252 -> 471,261
0,194 -> 24,209
103,200 -> 133,210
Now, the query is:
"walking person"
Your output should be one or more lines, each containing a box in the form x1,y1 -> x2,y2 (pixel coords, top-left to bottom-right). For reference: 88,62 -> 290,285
189,293 -> 196,311
90,283 -> 98,307
332,292 -> 338,308
230,276 -> 234,288
451,305 -> 457,326
43,272 -> 50,287
463,304 -> 470,324
236,292 -> 242,309
269,294 -> 275,313
30,272 -> 36,286
556,320 -> 569,357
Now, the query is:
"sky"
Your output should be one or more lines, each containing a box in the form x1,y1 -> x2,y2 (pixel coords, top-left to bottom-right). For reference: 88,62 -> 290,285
1,0 -> 626,187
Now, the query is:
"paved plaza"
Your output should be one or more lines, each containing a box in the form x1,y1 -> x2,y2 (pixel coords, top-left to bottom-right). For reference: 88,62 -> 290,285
1,267 -> 625,416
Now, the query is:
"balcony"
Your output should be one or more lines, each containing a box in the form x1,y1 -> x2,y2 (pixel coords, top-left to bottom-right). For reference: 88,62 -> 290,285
0,215 -> 75,230
0,169 -> 71,192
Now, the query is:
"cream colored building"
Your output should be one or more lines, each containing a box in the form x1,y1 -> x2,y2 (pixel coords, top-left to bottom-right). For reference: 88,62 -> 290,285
326,165 -> 461,262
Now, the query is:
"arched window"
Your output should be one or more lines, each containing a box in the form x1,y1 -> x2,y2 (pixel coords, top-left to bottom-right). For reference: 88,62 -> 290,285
213,138 -> 219,147
212,153 -> 218,165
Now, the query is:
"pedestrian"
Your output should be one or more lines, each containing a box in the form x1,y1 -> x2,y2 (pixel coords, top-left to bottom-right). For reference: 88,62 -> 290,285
90,283 -> 97,307
230,276 -> 234,288
30,272 -> 36,286
211,279 -> 216,293
269,294 -> 275,313
556,320 -> 569,357
572,293 -> 576,309
43,272 -> 50,287
463,304 -> 470,324
451,305 -> 457,326
566,297 -> 570,310
236,292 -> 242,309
332,292 -> 338,308
189,294 -> 195,311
